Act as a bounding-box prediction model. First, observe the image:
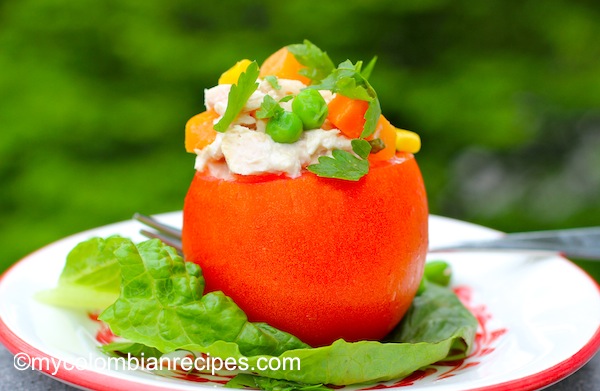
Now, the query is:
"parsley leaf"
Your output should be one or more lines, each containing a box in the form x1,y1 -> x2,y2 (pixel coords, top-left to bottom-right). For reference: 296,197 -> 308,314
362,98 -> 381,138
256,95 -> 284,119
311,60 -> 381,138
307,140 -> 371,181
352,139 -> 372,159
287,40 -> 335,82
361,56 -> 377,80
307,150 -> 369,181
304,56 -> 383,180
214,61 -> 260,132
264,75 -> 281,90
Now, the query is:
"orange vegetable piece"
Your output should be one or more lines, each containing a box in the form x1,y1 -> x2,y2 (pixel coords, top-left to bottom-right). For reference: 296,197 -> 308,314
327,94 -> 369,139
182,153 -> 428,347
259,47 -> 311,85
369,115 -> 397,162
184,110 -> 220,152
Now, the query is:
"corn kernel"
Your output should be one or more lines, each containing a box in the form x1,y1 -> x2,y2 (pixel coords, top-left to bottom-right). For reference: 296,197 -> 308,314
395,129 -> 421,153
218,59 -> 253,85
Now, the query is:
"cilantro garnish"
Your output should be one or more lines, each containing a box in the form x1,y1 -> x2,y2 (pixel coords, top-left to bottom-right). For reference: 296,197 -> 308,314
264,75 -> 281,90
363,97 -> 381,139
307,140 -> 371,181
298,51 -> 382,181
361,56 -> 377,80
214,61 -> 260,132
256,95 -> 284,119
311,60 -> 381,138
287,40 -> 335,83
352,138 -> 372,159
256,95 -> 293,119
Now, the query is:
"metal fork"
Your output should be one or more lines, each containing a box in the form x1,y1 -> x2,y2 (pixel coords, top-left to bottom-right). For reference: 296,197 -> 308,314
133,213 -> 600,260
430,226 -> 600,260
134,213 -> 183,255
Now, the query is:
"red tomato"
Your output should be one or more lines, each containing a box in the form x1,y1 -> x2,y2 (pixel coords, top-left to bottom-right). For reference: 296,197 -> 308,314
182,153 -> 428,347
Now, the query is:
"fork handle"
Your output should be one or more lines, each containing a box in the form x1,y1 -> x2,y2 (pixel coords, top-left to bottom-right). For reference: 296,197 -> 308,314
431,239 -> 600,260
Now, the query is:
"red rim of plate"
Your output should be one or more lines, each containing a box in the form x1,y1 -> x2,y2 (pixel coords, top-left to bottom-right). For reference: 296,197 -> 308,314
0,224 -> 599,391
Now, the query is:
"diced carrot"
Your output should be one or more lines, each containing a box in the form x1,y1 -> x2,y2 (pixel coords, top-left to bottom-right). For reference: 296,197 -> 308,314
259,47 -> 311,85
218,59 -> 252,85
184,110 -> 220,152
327,94 -> 369,139
369,115 -> 397,162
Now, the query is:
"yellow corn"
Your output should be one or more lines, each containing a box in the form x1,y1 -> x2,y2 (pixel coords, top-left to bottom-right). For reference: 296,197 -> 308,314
395,129 -> 421,153
218,59 -> 253,85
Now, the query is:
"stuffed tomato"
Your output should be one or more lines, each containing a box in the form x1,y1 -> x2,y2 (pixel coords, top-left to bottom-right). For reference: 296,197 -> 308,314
182,41 -> 428,347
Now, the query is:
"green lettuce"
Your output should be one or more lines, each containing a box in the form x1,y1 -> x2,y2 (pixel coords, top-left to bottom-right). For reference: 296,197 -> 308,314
36,236 -> 125,309
39,236 -> 477,388
223,284 -> 476,385
226,374 -> 330,391
98,239 -> 308,357
100,341 -> 163,359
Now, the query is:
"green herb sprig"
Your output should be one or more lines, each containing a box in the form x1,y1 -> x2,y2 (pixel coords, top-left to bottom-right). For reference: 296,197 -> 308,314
306,59 -> 382,181
214,61 -> 260,132
256,95 -> 294,120
285,41 -> 383,181
307,139 -> 371,181
311,59 -> 381,139
286,40 -> 335,83
256,95 -> 284,120
264,75 -> 281,90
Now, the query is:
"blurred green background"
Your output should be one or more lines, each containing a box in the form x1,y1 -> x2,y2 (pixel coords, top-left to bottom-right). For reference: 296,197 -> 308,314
1,0 -> 599,279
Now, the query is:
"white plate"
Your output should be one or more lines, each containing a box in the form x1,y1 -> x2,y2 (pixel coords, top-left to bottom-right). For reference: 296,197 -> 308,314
0,212 -> 599,391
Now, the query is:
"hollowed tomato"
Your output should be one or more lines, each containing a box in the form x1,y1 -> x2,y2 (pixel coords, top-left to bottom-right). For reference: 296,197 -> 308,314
182,153 -> 428,346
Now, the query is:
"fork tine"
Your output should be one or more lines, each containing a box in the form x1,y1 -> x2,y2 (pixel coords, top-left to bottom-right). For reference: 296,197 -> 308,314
140,229 -> 183,256
133,213 -> 182,239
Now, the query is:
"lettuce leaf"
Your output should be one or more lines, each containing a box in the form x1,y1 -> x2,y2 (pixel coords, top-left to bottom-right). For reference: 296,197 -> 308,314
225,374 -> 329,391
390,283 -> 476,360
36,236 -> 125,309
40,237 -> 477,387
221,284 -> 476,386
97,238 -> 476,385
98,239 -> 308,356
100,341 -> 163,359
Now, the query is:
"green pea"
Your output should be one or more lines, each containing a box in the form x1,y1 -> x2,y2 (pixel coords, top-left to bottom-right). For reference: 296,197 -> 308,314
423,260 -> 452,287
266,111 -> 303,143
417,261 -> 452,295
292,89 -> 328,130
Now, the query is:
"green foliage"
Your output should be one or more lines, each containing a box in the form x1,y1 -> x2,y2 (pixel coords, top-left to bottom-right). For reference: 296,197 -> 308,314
36,236 -> 124,309
311,58 -> 380,138
1,0 -> 599,279
99,238 -> 308,356
214,61 -> 260,132
307,141 -> 371,181
41,235 -> 476,386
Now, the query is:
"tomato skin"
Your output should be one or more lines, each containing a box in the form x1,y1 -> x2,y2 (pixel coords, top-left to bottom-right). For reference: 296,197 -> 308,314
182,153 -> 428,346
